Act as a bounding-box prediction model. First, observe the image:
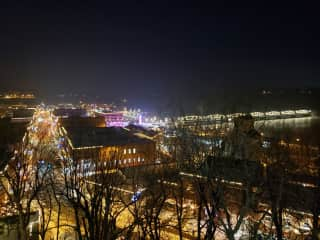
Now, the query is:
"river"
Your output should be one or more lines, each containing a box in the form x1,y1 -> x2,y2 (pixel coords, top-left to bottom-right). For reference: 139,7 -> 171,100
255,116 -> 320,146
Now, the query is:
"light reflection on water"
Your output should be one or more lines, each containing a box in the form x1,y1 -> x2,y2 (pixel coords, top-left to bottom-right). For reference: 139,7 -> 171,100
255,116 -> 320,145
255,116 -> 318,129
206,116 -> 319,131
202,116 -> 320,145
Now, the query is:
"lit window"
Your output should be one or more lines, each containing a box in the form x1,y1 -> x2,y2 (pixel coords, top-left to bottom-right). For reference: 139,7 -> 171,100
128,148 -> 131,154
123,149 -> 126,154
128,158 -> 131,163
114,160 -> 117,165
142,158 -> 144,162
119,160 -> 122,164
133,148 -> 136,154
124,159 -> 127,164
133,158 -> 135,162
138,157 -> 140,162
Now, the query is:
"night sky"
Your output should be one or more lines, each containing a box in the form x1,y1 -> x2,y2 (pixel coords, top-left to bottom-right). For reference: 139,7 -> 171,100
0,1 -> 319,107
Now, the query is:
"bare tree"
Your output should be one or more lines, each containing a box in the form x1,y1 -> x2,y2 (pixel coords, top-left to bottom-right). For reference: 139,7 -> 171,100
171,175 -> 187,240
0,140 -> 53,240
36,186 -> 53,240
311,151 -> 320,239
263,139 -> 297,240
128,167 -> 170,240
61,147 -> 132,240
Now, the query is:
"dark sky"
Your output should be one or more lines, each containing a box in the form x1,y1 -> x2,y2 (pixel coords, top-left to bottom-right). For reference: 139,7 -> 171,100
0,0 -> 319,106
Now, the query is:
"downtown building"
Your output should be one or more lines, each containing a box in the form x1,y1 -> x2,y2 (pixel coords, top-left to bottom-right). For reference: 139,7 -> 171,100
60,126 -> 156,172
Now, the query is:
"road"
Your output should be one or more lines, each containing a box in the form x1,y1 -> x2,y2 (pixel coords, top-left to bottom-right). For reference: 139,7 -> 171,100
23,107 -> 78,240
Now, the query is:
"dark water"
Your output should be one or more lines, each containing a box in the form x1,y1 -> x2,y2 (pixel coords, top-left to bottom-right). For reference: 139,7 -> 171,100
255,116 -> 320,146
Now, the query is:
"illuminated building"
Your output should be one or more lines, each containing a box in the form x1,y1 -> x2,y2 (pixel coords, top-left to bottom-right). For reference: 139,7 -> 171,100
59,116 -> 106,128
280,110 -> 295,118
102,112 -> 126,126
53,108 -> 87,117
95,110 -> 140,127
0,92 -> 35,99
62,126 -> 156,169
0,92 -> 38,110
126,124 -> 159,139
265,111 -> 281,119
177,109 -> 312,127
250,112 -> 265,120
295,109 -> 312,116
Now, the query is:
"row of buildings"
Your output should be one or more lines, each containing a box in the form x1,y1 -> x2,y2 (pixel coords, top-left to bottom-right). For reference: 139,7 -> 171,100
56,115 -> 158,171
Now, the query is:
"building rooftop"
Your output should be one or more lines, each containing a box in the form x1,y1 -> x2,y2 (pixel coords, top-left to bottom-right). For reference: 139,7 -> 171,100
126,124 -> 158,138
66,127 -> 153,149
60,116 -> 106,128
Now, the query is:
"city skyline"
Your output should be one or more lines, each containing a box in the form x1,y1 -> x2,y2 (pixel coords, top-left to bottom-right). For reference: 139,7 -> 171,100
0,2 -> 319,239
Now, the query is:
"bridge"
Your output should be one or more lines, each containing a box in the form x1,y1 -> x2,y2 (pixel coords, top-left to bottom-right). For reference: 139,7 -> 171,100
176,109 -> 312,126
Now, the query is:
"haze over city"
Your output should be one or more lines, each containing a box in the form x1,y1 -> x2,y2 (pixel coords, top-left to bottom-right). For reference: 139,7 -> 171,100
0,1 -> 319,240
1,1 -> 319,105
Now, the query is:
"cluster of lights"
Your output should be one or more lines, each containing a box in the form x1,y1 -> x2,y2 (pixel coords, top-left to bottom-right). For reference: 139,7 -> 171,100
0,93 -> 35,99
178,109 -> 312,124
